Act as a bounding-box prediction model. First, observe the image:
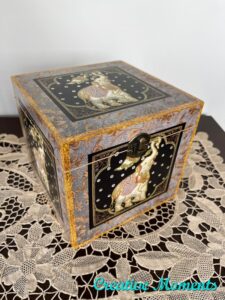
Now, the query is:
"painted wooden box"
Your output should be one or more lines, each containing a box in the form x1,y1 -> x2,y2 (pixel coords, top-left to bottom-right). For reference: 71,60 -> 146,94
11,61 -> 204,248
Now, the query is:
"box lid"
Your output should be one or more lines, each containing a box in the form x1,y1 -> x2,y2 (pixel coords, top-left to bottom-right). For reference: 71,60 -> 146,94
12,61 -> 203,141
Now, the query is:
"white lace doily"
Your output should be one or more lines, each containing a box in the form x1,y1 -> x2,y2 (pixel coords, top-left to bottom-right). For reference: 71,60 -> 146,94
0,132 -> 225,300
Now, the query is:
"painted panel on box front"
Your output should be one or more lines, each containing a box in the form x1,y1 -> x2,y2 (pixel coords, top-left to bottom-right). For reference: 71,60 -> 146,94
88,124 -> 185,228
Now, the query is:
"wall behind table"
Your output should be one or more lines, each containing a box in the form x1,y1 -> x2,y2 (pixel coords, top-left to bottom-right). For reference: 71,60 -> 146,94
1,0 -> 225,128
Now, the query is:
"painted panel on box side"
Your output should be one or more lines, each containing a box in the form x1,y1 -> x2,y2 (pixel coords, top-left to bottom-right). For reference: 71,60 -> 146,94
18,100 -> 62,219
88,123 -> 185,228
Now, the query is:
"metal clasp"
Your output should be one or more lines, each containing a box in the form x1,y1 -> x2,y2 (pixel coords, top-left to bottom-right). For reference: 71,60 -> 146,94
127,133 -> 150,158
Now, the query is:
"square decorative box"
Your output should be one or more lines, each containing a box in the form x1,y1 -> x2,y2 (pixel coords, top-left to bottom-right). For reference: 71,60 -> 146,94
11,61 -> 204,248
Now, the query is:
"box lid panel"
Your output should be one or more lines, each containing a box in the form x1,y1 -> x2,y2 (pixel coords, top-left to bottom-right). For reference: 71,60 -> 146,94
13,61 -> 202,139
34,66 -> 169,121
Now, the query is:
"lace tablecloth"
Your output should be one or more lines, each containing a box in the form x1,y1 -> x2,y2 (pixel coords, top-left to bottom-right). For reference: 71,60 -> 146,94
0,132 -> 225,300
